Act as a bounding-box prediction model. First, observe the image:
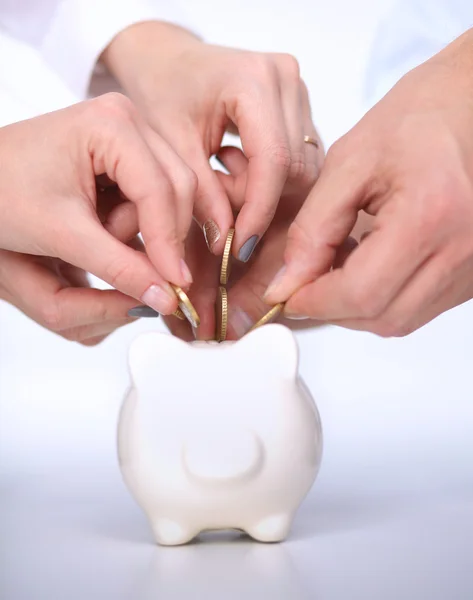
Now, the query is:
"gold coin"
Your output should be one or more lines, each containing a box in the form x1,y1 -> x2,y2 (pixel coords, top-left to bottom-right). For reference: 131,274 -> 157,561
249,303 -> 285,332
173,307 -> 185,320
220,228 -> 235,285
215,286 -> 228,342
171,285 -> 200,328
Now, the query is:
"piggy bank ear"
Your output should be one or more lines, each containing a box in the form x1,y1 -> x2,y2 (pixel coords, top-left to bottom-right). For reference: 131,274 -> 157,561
234,324 -> 299,379
128,332 -> 191,387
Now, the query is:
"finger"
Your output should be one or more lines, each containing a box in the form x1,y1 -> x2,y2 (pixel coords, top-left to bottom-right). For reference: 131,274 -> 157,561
52,287 -> 139,329
96,186 -> 124,224
57,219 -> 179,315
226,228 -> 326,339
101,196 -> 139,243
280,236 -> 358,322
214,147 -> 248,211
190,150 -> 234,255
284,222 -> 433,321
216,146 -> 303,223
158,124 -> 233,255
300,79 -> 324,188
55,261 -> 90,288
89,94 -> 191,288
277,58 -> 305,182
225,221 -> 288,339
331,245 -> 473,336
217,146 -> 248,179
95,173 -> 117,191
127,235 -> 146,253
264,148 -> 374,304
226,79 -> 290,261
65,174 -> 179,316
162,313 -> 195,342
181,219 -> 221,341
0,250 -> 139,331
80,335 -> 108,347
352,212 -> 375,242
100,198 -> 144,252
62,317 -> 135,345
138,125 -> 197,244
332,236 -> 358,269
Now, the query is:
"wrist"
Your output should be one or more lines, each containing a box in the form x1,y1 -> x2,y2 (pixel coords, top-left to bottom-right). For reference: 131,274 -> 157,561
429,28 -> 473,98
101,21 -> 202,96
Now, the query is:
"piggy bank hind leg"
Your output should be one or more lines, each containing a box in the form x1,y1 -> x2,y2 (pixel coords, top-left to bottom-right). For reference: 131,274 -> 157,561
245,513 -> 293,543
150,517 -> 198,546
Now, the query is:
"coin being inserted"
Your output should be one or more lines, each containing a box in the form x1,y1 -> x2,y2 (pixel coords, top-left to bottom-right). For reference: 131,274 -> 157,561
171,285 -> 200,328
220,228 -> 235,285
249,303 -> 285,332
215,286 -> 228,342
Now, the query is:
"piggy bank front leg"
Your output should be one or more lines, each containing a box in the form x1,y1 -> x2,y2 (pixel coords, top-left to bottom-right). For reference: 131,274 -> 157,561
151,517 -> 198,546
245,514 -> 293,543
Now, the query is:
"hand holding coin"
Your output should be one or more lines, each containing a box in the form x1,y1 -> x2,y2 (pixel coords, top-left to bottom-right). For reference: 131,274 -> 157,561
161,215 -> 298,341
162,134 -> 324,341
161,178 -> 319,340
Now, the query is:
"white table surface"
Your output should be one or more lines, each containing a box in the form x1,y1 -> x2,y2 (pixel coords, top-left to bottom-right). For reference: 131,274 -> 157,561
1,1 -> 472,599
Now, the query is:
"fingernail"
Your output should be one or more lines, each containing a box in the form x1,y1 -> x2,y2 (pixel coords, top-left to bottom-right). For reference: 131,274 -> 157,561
228,308 -> 254,338
238,235 -> 259,262
284,313 -> 309,321
141,284 -> 175,314
128,306 -> 160,318
180,259 -> 193,286
264,265 -> 287,300
203,219 -> 221,251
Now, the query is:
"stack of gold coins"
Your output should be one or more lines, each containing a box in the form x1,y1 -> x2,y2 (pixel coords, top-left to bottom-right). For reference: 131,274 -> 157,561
215,286 -> 228,342
170,226 -> 284,339
215,229 -> 234,342
215,228 -> 284,341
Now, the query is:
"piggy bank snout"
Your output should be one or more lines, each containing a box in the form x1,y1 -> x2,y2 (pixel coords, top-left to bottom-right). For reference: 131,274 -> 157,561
182,426 -> 263,484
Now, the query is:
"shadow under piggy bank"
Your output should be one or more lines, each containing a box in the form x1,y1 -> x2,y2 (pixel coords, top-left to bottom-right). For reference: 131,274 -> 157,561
133,532 -> 314,600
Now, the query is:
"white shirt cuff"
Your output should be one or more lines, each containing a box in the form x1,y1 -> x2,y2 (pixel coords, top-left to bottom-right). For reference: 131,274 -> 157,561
40,0 -> 196,100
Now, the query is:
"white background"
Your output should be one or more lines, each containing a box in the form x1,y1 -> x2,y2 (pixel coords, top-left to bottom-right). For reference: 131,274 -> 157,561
1,1 -> 473,599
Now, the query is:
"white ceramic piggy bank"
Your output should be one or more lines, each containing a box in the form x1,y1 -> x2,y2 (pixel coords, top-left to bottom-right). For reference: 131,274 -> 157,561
117,324 -> 323,546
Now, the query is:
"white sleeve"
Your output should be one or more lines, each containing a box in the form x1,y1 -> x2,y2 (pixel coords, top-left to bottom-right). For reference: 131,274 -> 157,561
364,0 -> 473,108
0,0 -> 197,100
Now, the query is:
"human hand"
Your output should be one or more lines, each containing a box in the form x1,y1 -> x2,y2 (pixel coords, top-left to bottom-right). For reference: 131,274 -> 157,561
101,22 -> 322,261
160,214 -> 298,342
162,144 -> 326,341
0,217 -> 137,346
264,30 -> 473,336
1,177 -> 178,344
0,93 -> 198,331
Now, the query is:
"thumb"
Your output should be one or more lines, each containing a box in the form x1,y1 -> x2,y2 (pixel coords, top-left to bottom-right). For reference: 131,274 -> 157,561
60,218 -> 179,315
264,149 -> 369,303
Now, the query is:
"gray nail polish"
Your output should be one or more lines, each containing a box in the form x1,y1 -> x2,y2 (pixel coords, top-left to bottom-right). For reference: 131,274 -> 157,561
238,235 -> 259,262
128,306 -> 160,318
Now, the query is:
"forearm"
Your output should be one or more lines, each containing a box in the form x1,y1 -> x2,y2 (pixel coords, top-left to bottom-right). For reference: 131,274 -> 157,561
400,27 -> 473,112
101,21 -> 202,98
432,28 -> 473,101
